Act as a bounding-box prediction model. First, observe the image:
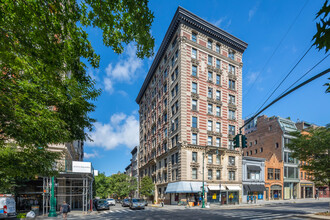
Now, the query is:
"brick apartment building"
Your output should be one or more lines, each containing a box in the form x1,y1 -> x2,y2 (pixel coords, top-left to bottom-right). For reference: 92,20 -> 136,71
136,7 -> 247,205
264,154 -> 284,200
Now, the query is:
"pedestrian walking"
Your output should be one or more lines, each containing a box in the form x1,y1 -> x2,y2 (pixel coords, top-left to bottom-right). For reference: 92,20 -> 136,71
60,201 -> 70,220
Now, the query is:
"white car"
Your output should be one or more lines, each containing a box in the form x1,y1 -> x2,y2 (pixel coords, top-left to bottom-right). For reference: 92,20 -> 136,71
106,198 -> 116,206
0,194 -> 16,219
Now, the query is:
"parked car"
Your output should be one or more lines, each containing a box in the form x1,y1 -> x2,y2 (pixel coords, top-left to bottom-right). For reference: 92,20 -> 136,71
106,198 -> 116,206
121,199 -> 130,207
129,198 -> 145,210
0,194 -> 16,219
142,199 -> 148,206
95,199 -> 109,211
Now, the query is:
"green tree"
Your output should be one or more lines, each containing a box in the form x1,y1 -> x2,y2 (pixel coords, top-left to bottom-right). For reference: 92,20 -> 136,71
94,173 -> 111,199
109,173 -> 137,199
312,0 -> 330,92
139,176 -> 154,197
287,127 -> 330,187
0,0 -> 154,190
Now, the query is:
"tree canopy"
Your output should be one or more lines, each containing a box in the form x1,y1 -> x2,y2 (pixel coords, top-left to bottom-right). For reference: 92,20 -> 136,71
287,127 -> 330,187
140,176 -> 154,197
0,0 -> 154,192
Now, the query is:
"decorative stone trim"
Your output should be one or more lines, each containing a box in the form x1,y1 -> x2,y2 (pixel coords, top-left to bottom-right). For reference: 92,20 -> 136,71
228,103 -> 237,110
191,127 -> 199,133
190,162 -> 200,168
191,92 -> 199,99
228,73 -> 237,80
191,58 -> 200,65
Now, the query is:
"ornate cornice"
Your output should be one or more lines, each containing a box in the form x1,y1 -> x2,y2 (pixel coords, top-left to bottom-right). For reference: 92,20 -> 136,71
136,6 -> 248,104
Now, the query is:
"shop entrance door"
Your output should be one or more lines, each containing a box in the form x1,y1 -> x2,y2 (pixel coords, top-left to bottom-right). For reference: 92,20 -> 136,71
221,192 -> 227,205
301,187 -> 304,198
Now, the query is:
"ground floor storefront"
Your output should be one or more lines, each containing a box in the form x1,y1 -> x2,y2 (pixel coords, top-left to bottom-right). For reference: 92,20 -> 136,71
299,182 -> 314,199
284,182 -> 299,200
316,186 -> 329,198
207,185 -> 241,205
243,184 -> 266,203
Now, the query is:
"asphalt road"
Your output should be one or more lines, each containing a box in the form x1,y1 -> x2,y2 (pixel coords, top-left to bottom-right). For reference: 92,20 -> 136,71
59,201 -> 329,220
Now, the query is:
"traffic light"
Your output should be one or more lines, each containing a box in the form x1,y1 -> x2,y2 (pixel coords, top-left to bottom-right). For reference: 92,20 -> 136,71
241,135 -> 247,148
233,134 -> 240,148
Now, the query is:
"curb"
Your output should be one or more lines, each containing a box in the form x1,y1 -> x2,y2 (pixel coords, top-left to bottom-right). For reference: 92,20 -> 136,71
294,214 -> 330,220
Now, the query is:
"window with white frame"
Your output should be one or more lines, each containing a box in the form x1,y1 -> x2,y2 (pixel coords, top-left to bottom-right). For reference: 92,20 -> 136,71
216,59 -> 220,68
208,87 -> 213,98
192,32 -> 197,42
208,120 -> 213,131
192,48 -> 197,59
229,110 -> 236,120
216,155 -> 220,164
208,71 -> 213,81
229,64 -> 235,74
192,82 -> 197,93
228,140 -> 234,150
192,65 -> 197,77
216,106 -> 221,116
229,80 -> 236,90
192,133 -> 197,145
192,168 -> 197,179
208,104 -> 213,114
208,154 -> 213,163
208,169 -> 213,180
216,74 -> 221,85
207,136 -> 212,146
216,44 -> 220,53
216,122 -> 220,132
208,55 -> 213,66
208,40 -> 212,49
192,99 -> 197,111
228,50 -> 235,60
229,95 -> 235,104
216,137 -> 220,147
192,152 -> 197,162
229,171 -> 235,180
229,156 -> 235,166
216,170 -> 221,180
229,125 -> 235,135
192,116 -> 197,128
216,90 -> 221,100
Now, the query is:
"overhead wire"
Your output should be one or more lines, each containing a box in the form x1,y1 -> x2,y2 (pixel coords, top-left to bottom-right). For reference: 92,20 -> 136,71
244,0 -> 309,97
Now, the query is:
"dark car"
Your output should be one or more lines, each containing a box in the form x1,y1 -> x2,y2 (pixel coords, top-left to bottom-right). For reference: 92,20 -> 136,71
129,198 -> 145,210
122,199 -> 130,207
95,199 -> 110,211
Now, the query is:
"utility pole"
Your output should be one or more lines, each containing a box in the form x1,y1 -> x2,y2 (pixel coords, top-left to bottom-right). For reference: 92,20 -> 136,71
48,176 -> 57,217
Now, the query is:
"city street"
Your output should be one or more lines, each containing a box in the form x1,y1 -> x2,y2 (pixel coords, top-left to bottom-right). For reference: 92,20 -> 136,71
51,201 -> 329,220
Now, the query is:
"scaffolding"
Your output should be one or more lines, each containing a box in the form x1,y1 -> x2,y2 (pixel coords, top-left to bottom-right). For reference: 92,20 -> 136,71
42,172 -> 93,215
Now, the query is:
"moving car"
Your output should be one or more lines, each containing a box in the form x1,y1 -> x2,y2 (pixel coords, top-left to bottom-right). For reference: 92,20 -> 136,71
106,198 -> 116,206
95,199 -> 110,211
129,199 -> 145,210
0,194 -> 16,219
121,199 -> 130,207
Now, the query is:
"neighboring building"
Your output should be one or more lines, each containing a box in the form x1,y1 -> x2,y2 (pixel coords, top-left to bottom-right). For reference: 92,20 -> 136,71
243,116 -> 301,200
242,157 -> 266,203
131,146 -> 139,179
136,7 -> 247,205
265,154 -> 284,200
125,164 -> 132,177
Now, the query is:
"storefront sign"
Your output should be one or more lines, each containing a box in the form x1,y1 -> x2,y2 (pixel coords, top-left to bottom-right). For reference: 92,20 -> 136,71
72,161 -> 92,173
300,183 -> 313,187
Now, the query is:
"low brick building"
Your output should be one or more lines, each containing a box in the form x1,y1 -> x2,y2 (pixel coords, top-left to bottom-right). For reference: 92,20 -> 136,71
264,154 -> 283,200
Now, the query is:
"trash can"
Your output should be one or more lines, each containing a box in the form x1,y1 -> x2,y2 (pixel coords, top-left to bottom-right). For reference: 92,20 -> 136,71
31,205 -> 39,216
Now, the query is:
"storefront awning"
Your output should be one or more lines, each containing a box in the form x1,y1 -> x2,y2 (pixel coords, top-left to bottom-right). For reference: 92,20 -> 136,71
271,185 -> 282,190
165,182 -> 208,193
248,184 -> 266,192
208,185 -> 226,191
226,185 -> 241,191
247,165 -> 261,171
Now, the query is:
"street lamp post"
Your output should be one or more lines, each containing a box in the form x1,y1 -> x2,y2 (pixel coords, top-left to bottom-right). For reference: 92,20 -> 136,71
202,152 -> 205,208
48,176 -> 57,217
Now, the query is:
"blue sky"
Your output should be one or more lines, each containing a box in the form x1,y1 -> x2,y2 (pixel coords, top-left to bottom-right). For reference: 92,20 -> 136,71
83,0 -> 330,175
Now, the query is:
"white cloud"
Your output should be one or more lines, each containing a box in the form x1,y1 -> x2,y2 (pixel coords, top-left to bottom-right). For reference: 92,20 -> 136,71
84,150 -> 99,159
247,71 -> 260,85
248,2 -> 260,22
212,17 -> 231,30
104,44 -> 143,93
87,113 -> 139,150
213,18 -> 224,27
